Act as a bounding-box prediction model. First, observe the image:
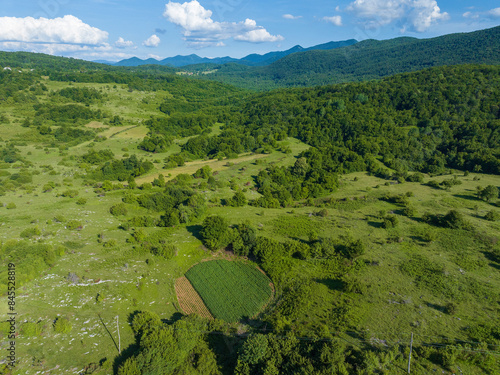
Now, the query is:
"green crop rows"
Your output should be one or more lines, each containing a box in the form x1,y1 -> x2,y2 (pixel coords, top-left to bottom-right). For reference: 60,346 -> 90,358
185,260 -> 272,322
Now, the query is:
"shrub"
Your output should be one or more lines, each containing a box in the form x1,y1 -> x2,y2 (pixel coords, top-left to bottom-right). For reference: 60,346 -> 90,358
316,209 -> 329,217
20,226 -> 41,239
382,215 -> 398,229
53,317 -> 72,333
21,322 -> 43,337
152,244 -> 178,259
110,203 -> 128,216
6,202 -> 16,209
484,210 -> 500,222
66,220 -> 82,230
61,189 -> 79,198
227,191 -> 247,207
201,215 -> 231,251
103,239 -> 117,248
478,185 -> 499,202
403,205 -> 417,217
76,198 -> 87,205
53,214 -> 66,223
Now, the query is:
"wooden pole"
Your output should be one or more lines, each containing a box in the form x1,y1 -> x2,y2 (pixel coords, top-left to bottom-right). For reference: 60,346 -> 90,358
408,332 -> 413,374
116,315 -> 121,354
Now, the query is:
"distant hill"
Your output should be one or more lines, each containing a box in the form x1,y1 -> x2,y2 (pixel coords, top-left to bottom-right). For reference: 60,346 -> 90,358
199,26 -> 500,90
109,39 -> 358,68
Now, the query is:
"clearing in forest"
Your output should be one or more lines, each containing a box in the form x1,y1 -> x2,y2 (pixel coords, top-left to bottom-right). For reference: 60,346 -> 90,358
185,260 -> 273,322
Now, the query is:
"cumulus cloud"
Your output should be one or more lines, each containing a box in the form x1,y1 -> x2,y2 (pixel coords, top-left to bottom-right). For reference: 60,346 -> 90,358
234,29 -> 284,42
115,37 -> 134,48
464,7 -> 500,20
346,0 -> 449,32
143,34 -> 161,47
283,14 -> 302,20
163,0 -> 283,47
0,15 -> 108,45
323,16 -> 343,26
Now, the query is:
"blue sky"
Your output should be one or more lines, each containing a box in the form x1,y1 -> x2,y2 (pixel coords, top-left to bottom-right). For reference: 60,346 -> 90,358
0,0 -> 498,61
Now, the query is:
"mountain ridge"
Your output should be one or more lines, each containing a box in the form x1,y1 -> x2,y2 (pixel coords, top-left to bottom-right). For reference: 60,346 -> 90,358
106,39 -> 358,67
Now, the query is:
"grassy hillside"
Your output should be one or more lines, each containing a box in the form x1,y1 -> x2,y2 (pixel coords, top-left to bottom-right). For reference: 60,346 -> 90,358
0,59 -> 499,374
198,25 -> 500,90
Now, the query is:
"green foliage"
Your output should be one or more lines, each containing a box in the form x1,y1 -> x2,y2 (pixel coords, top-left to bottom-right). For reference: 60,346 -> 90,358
138,134 -> 171,153
20,226 -> 41,239
53,317 -> 72,333
93,155 -> 154,181
185,260 -> 272,322
193,165 -> 212,179
151,243 -> 178,259
6,202 -> 16,209
227,191 -> 247,207
484,210 -> 500,221
201,215 -> 231,251
423,210 -> 473,230
109,203 -> 128,216
66,220 -> 82,230
20,322 -> 43,337
239,334 -> 268,365
76,198 -> 87,205
61,189 -> 79,198
81,149 -> 114,165
478,185 -> 499,202
382,215 -> 398,229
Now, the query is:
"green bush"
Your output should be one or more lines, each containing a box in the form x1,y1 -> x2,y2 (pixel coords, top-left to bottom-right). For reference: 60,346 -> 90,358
484,210 -> 500,222
382,215 -> 398,229
66,220 -> 83,230
61,189 -> 79,198
20,322 -> 43,337
152,244 -> 178,259
53,317 -> 72,333
76,197 -> 87,205
6,202 -> 16,209
20,226 -> 41,239
110,203 -> 128,216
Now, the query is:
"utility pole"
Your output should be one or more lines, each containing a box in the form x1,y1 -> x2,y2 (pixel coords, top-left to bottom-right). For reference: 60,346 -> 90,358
408,332 -> 414,374
116,315 -> 121,354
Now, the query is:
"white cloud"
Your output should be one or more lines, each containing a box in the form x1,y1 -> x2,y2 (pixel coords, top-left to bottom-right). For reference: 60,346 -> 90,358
323,16 -> 343,26
115,37 -> 134,48
0,15 -> 108,45
346,0 -> 449,32
283,14 -> 302,20
488,7 -> 500,18
234,29 -> 284,42
147,54 -> 163,60
463,7 -> 500,20
143,34 -> 161,47
163,1 -> 283,47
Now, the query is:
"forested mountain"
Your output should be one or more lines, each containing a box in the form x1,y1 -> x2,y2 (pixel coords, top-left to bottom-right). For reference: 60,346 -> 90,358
199,26 -> 500,90
110,39 -> 358,67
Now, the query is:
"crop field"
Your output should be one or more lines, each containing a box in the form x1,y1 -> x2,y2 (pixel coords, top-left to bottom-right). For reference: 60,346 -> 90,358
185,260 -> 273,322
175,276 -> 213,319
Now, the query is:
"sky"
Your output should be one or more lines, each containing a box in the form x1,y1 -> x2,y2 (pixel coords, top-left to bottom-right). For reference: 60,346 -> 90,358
0,0 -> 499,62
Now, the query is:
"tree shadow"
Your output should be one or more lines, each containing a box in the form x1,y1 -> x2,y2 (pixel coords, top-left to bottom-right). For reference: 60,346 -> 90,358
186,224 -> 203,241
453,194 -> 479,202
367,221 -> 382,228
97,313 -> 119,353
316,278 -> 346,292
426,302 -> 445,312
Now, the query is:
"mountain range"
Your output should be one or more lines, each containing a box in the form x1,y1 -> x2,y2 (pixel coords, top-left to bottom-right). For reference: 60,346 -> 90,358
100,39 -> 358,67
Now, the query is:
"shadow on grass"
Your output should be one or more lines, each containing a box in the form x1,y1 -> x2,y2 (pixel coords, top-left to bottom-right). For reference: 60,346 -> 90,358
316,278 -> 346,292
367,221 -> 383,228
453,194 -> 479,202
186,224 -> 203,241
97,313 -> 119,353
426,302 -> 445,312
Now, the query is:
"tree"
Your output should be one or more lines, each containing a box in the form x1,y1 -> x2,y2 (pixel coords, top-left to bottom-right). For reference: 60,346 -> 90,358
478,185 -> 499,202
228,191 -> 247,207
239,334 -> 269,365
201,215 -> 230,251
